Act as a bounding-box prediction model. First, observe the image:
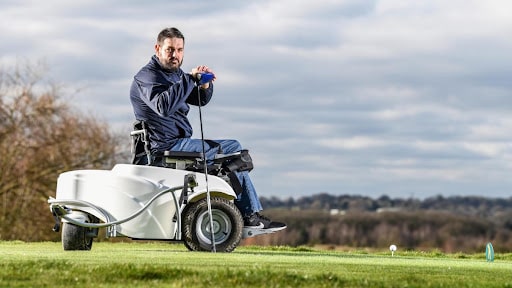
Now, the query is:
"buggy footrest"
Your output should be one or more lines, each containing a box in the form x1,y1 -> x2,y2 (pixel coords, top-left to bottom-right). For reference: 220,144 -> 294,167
242,225 -> 286,239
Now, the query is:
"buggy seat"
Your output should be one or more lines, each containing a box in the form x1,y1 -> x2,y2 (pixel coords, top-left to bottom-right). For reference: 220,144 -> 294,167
130,120 -> 253,177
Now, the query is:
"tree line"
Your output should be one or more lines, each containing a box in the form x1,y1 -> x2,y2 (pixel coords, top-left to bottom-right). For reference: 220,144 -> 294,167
246,194 -> 512,253
260,193 -> 512,220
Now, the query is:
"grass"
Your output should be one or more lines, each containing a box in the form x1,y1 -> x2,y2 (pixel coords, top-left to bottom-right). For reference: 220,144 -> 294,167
1,241 -> 512,287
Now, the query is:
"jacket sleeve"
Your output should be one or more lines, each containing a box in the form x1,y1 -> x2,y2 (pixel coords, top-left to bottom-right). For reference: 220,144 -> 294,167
186,82 -> 214,107
132,68 -> 197,117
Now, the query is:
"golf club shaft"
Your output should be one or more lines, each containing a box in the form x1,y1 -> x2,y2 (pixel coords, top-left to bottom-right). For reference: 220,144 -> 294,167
197,84 -> 216,253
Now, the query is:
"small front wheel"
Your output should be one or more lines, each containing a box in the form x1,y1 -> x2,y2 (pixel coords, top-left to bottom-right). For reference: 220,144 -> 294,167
61,213 -> 95,251
182,197 -> 243,252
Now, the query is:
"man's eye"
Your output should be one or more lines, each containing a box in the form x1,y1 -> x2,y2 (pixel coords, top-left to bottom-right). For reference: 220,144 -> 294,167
165,49 -> 181,54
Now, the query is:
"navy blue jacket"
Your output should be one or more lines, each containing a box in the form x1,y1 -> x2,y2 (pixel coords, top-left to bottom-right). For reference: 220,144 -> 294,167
130,55 -> 213,152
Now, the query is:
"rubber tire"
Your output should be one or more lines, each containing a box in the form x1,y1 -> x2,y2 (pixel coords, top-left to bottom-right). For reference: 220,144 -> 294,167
61,220 -> 94,251
182,197 -> 243,252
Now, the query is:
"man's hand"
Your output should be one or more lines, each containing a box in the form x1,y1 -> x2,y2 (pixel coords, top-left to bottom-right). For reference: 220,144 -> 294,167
191,65 -> 216,89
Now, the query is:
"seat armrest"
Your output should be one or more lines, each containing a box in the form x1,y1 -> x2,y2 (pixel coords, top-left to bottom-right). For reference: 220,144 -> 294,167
164,151 -> 203,159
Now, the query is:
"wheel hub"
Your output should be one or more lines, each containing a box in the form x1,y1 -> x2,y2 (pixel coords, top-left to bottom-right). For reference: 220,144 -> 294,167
205,219 -> 221,234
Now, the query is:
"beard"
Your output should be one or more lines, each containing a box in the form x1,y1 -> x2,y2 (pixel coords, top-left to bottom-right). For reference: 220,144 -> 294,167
160,57 -> 182,72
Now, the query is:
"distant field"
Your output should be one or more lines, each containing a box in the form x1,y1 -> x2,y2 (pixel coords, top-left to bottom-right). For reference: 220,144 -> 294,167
1,241 -> 511,287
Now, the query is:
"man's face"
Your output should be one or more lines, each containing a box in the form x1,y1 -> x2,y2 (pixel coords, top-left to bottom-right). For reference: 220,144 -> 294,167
155,37 -> 184,71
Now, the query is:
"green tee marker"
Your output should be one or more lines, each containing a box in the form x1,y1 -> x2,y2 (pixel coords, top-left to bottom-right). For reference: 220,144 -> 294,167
485,242 -> 494,262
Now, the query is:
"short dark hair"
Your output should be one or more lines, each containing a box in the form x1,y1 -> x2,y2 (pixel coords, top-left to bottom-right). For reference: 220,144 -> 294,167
157,27 -> 185,44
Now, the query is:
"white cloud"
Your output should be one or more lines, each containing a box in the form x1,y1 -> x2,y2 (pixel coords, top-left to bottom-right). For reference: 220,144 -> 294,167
318,136 -> 387,150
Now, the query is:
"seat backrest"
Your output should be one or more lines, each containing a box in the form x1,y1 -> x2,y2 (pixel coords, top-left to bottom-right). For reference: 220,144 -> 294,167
130,120 -> 152,165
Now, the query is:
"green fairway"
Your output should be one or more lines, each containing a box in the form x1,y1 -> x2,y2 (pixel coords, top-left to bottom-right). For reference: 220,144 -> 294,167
1,241 -> 511,287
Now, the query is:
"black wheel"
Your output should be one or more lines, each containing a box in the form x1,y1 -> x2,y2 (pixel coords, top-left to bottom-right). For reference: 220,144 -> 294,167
61,213 -> 95,251
182,197 -> 243,252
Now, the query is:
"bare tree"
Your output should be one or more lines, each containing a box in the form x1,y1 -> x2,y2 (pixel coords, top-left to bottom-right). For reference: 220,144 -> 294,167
0,62 -> 121,241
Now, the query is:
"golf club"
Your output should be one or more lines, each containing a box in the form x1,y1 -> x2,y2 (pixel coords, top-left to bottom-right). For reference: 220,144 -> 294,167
197,72 -> 216,252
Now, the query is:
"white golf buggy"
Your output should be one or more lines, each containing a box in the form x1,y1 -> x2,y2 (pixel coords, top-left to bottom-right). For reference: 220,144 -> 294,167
48,121 -> 281,252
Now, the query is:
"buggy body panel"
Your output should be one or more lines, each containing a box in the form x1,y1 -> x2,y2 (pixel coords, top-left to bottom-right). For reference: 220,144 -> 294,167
55,164 -> 236,239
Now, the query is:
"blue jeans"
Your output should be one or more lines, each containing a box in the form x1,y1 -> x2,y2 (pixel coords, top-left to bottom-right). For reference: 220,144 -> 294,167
171,138 -> 263,217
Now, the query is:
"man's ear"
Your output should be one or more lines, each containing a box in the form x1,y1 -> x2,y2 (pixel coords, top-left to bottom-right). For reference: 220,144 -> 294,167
154,44 -> 160,54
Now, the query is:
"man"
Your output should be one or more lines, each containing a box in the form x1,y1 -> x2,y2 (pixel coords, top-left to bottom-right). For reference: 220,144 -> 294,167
130,27 -> 285,230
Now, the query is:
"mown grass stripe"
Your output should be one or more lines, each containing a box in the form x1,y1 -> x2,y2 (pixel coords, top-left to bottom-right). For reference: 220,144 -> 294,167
1,241 -> 511,287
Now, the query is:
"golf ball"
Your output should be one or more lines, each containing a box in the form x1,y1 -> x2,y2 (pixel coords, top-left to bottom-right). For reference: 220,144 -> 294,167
389,244 -> 397,252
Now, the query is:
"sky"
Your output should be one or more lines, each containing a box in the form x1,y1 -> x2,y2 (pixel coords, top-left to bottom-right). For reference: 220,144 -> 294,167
1,0 -> 512,200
